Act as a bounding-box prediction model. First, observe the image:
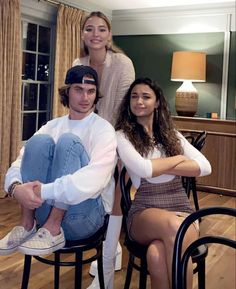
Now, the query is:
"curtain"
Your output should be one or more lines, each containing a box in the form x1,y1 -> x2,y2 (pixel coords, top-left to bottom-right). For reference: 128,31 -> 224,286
0,0 -> 21,196
53,4 -> 86,117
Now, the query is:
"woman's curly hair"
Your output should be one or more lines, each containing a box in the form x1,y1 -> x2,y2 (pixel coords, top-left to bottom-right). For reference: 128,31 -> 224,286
115,77 -> 183,157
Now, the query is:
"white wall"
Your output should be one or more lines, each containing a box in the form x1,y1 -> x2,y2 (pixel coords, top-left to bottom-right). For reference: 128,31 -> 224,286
21,0 -> 112,23
20,1 -> 235,33
21,0 -> 57,23
111,3 -> 235,35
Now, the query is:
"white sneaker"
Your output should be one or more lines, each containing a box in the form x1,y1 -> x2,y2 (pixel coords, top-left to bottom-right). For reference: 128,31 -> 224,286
18,227 -> 65,256
89,241 -> 122,276
0,223 -> 37,255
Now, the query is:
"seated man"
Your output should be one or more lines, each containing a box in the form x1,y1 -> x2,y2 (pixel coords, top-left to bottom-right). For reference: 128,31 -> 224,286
0,65 -> 117,256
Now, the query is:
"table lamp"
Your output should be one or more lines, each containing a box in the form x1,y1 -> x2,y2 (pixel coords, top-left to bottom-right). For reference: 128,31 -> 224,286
171,51 -> 206,117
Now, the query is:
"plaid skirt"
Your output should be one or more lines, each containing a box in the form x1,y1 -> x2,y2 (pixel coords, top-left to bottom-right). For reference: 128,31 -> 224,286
127,176 -> 194,235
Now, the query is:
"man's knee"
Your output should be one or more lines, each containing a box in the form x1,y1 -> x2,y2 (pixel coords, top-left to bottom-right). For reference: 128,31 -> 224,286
57,133 -> 81,146
56,133 -> 86,156
25,134 -> 54,150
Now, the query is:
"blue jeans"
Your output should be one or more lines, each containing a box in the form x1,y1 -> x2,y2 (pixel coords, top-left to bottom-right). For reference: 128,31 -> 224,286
20,133 -> 106,240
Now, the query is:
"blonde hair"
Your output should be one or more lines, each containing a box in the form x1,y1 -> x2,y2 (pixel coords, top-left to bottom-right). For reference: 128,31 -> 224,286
80,11 -> 124,57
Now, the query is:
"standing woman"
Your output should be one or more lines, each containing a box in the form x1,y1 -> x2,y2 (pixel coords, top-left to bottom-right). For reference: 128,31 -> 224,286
115,78 -> 211,289
73,11 -> 135,126
73,11 -> 135,289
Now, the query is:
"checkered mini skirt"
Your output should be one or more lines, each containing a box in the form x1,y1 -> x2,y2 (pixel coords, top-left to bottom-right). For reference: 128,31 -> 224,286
127,176 -> 194,235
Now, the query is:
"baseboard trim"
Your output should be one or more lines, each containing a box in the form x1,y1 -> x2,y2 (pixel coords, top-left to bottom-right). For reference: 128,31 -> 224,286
197,185 -> 236,197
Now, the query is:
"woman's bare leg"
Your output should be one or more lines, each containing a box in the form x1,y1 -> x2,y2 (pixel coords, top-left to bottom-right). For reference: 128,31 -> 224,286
147,239 -> 170,289
130,208 -> 199,289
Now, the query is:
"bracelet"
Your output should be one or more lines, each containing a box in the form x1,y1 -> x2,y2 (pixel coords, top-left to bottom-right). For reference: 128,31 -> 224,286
7,181 -> 22,198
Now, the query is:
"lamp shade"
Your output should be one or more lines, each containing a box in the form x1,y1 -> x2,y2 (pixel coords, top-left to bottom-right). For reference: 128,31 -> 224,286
171,51 -> 206,82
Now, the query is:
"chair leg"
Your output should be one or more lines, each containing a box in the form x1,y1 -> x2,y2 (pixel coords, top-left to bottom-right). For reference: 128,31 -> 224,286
192,180 -> 199,211
75,251 -> 82,289
21,255 -> 32,289
97,248 -> 105,289
54,252 -> 60,289
124,254 -> 134,289
197,259 -> 206,289
191,179 -> 201,222
139,258 -> 147,289
186,179 -> 191,198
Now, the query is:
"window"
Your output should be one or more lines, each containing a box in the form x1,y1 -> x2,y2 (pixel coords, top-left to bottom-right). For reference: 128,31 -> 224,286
21,21 -> 53,141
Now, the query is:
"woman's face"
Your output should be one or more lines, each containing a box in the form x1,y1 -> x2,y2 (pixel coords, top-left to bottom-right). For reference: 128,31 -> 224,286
130,84 -> 158,120
82,16 -> 111,51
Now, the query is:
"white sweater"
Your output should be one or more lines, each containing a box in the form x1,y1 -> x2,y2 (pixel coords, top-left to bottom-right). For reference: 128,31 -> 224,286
73,50 -> 135,126
116,130 -> 212,189
5,113 -> 117,213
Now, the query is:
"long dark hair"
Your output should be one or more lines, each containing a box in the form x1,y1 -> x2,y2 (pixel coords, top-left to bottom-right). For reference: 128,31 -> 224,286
115,78 -> 183,157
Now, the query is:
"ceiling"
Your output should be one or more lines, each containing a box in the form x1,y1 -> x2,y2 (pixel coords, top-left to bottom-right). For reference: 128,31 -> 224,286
85,0 -> 234,11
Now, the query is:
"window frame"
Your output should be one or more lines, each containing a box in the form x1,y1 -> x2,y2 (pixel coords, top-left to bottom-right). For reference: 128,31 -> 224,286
21,16 -> 55,141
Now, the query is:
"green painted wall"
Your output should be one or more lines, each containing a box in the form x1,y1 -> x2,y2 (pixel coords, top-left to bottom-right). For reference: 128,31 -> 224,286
227,31 -> 236,120
114,32 -> 235,119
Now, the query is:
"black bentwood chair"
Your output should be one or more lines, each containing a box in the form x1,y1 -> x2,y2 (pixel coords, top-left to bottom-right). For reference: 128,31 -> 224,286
120,167 -> 208,289
21,166 -> 120,289
182,130 -> 207,214
120,167 -> 149,289
172,206 -> 236,289
21,214 -> 109,289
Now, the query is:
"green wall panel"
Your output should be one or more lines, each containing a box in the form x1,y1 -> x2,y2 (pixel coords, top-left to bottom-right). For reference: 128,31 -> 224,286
227,31 -> 236,120
114,32 -> 230,118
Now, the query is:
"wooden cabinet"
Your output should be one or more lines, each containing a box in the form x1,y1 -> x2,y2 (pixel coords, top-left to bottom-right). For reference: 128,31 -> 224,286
173,116 -> 236,197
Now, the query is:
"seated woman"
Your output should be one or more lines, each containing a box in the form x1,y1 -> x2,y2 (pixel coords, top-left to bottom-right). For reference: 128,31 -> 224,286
115,77 -> 212,289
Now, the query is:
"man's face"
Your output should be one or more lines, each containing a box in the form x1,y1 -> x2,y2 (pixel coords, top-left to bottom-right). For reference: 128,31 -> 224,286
68,78 -> 97,120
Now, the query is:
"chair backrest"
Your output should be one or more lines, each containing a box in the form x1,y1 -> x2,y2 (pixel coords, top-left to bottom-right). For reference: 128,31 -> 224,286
181,130 -> 207,200
193,131 -> 207,151
172,206 -> 236,289
183,130 -> 207,151
120,166 -> 132,218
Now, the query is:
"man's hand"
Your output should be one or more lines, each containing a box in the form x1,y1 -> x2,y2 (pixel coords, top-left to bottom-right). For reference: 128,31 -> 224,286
32,181 -> 42,198
13,181 -> 43,210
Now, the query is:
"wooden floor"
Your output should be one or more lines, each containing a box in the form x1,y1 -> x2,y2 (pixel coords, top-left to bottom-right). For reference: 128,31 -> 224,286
0,192 -> 235,289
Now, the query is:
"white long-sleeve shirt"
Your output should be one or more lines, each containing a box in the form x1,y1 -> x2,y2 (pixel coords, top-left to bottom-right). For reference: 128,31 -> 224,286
5,113 -> 117,213
116,130 -> 212,189
73,50 -> 135,126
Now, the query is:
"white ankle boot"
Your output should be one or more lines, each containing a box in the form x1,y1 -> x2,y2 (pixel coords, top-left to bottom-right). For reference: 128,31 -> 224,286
87,215 -> 123,289
87,259 -> 114,289
89,242 -> 122,276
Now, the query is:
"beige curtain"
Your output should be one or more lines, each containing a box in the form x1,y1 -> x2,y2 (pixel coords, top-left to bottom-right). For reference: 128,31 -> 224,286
53,5 -> 86,117
0,0 -> 21,196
